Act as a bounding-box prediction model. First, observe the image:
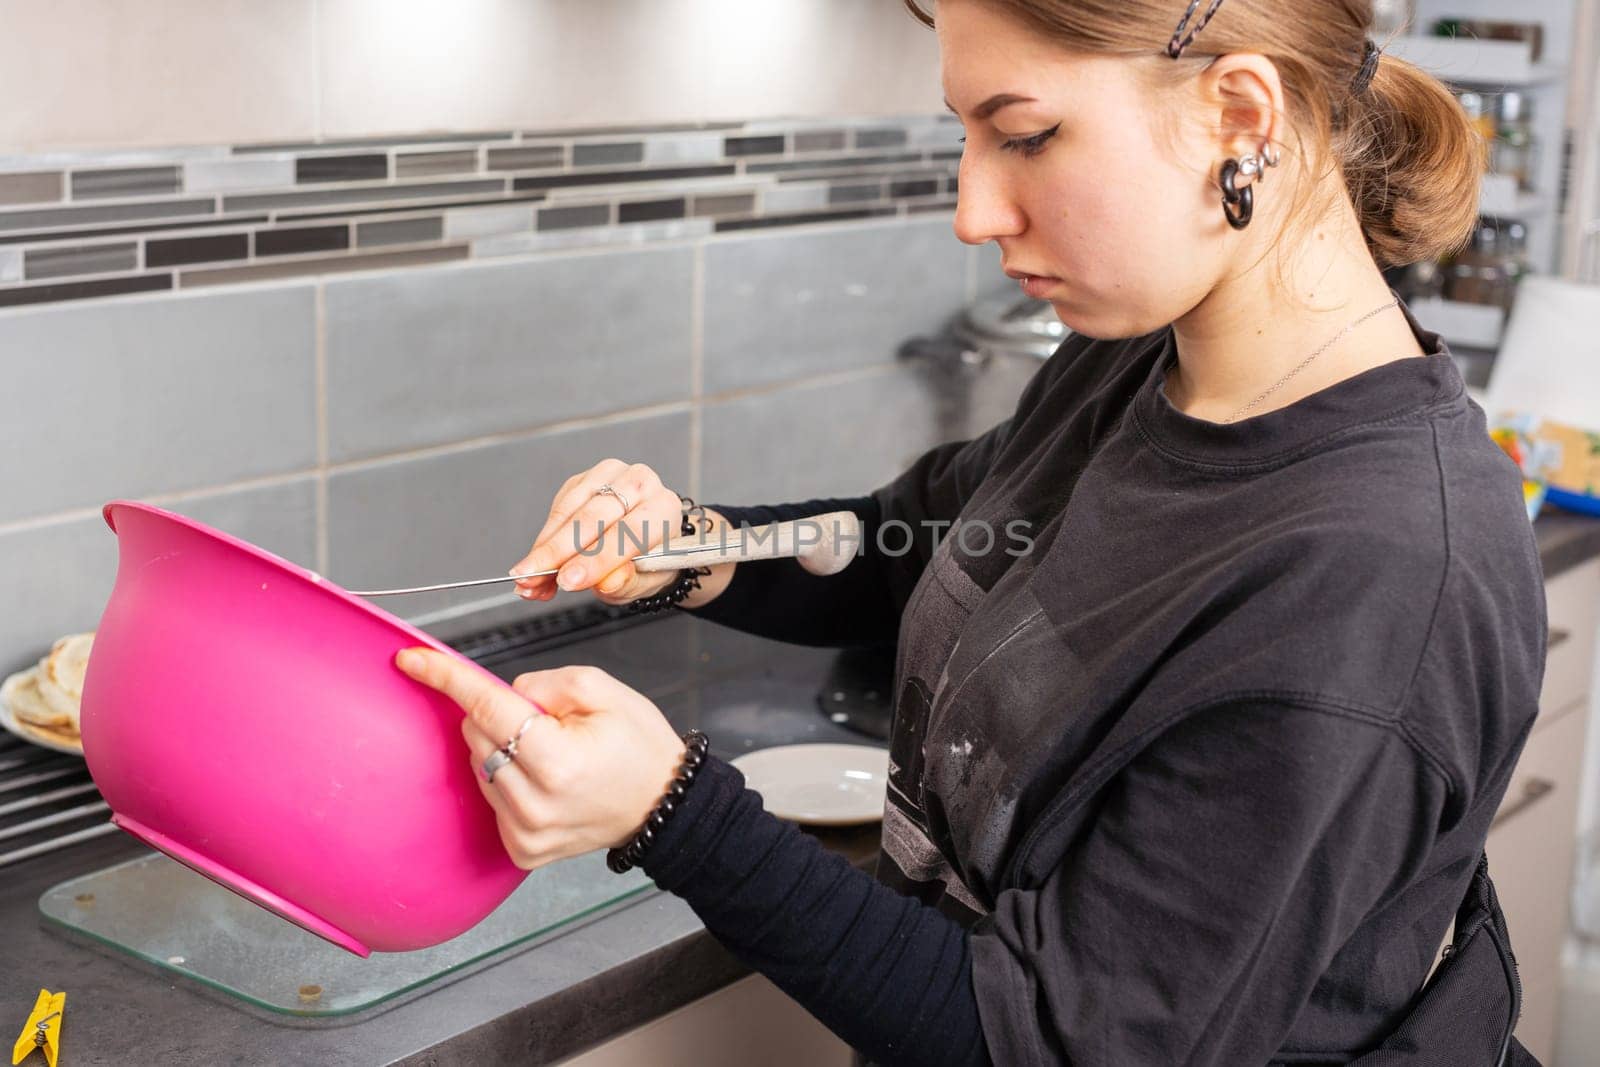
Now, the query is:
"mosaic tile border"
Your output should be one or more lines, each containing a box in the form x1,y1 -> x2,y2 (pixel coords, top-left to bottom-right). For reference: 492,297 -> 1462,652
0,116 -> 961,309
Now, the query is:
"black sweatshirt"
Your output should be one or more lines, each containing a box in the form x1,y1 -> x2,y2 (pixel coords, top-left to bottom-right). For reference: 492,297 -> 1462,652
642,302 -> 1547,1066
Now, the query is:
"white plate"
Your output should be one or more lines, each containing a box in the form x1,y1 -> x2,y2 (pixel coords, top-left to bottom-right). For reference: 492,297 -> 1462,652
0,668 -> 84,756
730,743 -> 889,826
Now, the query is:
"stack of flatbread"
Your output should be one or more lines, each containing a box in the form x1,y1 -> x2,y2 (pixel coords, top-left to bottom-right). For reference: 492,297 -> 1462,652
1,632 -> 92,751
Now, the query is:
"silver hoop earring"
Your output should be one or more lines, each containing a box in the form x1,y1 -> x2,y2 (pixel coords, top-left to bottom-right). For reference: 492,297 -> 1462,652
1237,143 -> 1280,185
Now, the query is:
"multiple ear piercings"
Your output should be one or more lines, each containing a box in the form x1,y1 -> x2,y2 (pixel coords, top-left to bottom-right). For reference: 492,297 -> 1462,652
1218,141 -> 1280,230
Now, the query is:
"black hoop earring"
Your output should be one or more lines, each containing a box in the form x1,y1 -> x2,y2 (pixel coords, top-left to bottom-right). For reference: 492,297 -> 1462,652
1219,157 -> 1253,230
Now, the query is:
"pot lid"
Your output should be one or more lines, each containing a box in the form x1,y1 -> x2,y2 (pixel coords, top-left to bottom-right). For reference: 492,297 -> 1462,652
955,293 -> 1068,359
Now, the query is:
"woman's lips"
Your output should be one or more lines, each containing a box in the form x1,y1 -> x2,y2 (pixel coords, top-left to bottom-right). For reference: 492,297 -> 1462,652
1006,269 -> 1061,299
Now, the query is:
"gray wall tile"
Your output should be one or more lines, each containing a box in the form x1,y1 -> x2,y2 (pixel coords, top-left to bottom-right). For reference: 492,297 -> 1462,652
237,134 -> 509,155
145,232 -> 250,267
0,286 -> 317,523
724,135 -> 785,158
827,180 -> 884,205
702,218 -> 968,394
180,244 -> 465,288
691,193 -> 756,218
641,134 -> 724,166
222,180 -> 503,214
794,131 -> 847,153
0,198 -> 213,232
327,411 -> 690,621
254,224 -> 350,258
0,273 -> 170,308
909,121 -> 964,150
618,197 -> 684,224
0,477 -> 317,676
487,146 -> 565,172
853,128 -> 909,149
295,154 -> 388,184
758,183 -> 828,214
537,203 -> 613,231
356,215 -> 444,247
23,242 -> 139,280
573,142 -> 645,168
442,203 -> 534,240
475,219 -> 710,258
700,367 -> 945,504
0,172 -> 63,205
70,166 -> 181,200
746,153 -> 919,177
183,157 -> 294,193
907,199 -> 958,217
975,240 -> 1011,299
324,247 -> 694,463
395,150 -> 480,179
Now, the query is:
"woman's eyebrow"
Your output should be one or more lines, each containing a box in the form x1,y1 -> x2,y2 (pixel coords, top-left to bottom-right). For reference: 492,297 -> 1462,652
943,93 -> 1038,120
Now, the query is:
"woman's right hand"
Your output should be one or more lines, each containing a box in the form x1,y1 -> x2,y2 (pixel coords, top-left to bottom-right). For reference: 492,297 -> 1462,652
509,459 -> 694,605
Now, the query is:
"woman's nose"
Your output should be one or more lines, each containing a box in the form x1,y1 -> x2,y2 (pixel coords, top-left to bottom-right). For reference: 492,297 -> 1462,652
952,153 -> 1025,246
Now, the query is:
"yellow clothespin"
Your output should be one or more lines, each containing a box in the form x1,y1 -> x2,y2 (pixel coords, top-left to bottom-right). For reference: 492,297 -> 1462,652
11,990 -> 63,1067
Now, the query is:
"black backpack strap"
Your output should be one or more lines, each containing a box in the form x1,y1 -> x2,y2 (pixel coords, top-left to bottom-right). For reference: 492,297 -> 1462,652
1276,853 -> 1542,1067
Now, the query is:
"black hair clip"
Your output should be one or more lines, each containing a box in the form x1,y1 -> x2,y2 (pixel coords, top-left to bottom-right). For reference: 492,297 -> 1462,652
1167,0 -> 1229,59
1352,38 -> 1381,94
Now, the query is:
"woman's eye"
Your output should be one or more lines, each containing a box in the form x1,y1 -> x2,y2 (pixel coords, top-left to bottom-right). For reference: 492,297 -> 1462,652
1000,124 -> 1060,158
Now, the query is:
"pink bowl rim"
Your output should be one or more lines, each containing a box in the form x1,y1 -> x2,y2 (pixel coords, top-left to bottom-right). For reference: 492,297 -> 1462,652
102,498 -> 463,663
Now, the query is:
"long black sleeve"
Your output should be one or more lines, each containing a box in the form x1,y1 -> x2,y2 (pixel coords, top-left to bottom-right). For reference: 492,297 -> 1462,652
640,755 -> 991,1066
681,495 -> 900,649
639,700 -> 1448,1065
683,414 -> 1016,649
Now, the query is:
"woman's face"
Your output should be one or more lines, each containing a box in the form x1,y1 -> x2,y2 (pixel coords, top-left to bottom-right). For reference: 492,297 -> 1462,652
937,0 -> 1226,338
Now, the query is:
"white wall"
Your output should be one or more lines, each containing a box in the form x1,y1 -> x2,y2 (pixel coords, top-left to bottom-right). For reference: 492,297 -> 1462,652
0,0 -> 944,152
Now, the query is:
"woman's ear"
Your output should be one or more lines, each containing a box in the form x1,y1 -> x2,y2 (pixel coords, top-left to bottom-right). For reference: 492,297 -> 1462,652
1197,53 -> 1286,180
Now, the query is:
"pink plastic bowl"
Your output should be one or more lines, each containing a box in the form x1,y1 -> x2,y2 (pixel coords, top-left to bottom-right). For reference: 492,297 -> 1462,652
79,500 -> 530,957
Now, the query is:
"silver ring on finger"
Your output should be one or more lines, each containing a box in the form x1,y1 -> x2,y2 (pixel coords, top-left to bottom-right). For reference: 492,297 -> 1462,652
595,483 -> 630,514
481,747 -> 516,784
503,715 -> 536,759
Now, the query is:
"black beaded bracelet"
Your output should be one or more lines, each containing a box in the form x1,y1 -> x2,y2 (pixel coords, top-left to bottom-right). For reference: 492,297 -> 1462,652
607,729 -> 711,874
626,567 -> 704,614
627,495 -> 713,615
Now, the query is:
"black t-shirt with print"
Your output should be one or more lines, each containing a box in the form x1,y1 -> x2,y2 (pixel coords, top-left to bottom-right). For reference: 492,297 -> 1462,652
644,300 -> 1546,1066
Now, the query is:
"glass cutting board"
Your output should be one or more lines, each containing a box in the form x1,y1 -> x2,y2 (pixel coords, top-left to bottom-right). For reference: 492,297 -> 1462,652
39,849 -> 651,1018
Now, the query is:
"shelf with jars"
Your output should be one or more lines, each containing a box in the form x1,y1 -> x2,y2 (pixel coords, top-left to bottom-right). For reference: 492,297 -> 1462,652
1400,216 -> 1534,351
1381,0 -> 1578,357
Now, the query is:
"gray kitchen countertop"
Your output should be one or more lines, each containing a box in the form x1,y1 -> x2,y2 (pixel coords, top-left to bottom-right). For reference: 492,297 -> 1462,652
2,808 -> 877,1066
5,513 -> 1599,1066
1533,510 -> 1600,580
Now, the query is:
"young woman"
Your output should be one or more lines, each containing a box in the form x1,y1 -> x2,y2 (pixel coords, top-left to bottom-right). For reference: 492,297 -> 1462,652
398,1 -> 1547,1062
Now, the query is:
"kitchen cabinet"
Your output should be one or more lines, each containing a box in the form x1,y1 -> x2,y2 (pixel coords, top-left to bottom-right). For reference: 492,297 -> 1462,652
557,973 -> 851,1067
1487,557 -> 1600,1062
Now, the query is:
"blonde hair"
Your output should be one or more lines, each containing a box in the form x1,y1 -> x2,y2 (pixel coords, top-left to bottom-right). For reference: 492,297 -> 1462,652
905,0 -> 1484,268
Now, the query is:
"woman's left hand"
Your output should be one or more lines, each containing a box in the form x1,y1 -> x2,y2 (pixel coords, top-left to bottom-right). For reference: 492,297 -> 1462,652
395,648 -> 687,870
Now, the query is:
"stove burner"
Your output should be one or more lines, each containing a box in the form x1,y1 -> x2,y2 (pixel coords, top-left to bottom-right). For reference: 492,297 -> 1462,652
815,645 -> 896,742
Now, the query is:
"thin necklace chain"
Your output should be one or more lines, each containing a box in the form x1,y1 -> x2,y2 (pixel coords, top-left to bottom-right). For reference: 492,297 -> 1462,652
1224,298 -> 1401,423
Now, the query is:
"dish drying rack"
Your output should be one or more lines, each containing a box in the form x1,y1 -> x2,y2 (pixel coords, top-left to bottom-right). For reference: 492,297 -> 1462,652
0,733 -> 112,869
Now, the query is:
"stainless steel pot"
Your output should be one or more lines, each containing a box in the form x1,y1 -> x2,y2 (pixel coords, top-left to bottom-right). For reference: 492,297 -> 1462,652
898,292 -> 1070,440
